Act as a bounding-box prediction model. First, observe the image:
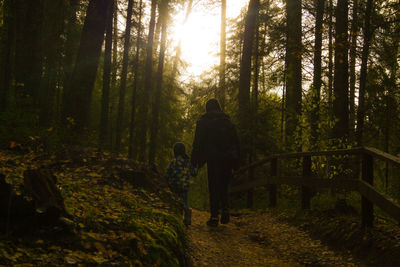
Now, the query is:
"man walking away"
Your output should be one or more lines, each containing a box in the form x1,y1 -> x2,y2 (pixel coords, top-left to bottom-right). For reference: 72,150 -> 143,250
191,99 -> 240,227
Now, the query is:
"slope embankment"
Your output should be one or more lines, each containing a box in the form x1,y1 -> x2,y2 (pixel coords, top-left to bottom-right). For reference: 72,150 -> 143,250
0,147 -> 186,266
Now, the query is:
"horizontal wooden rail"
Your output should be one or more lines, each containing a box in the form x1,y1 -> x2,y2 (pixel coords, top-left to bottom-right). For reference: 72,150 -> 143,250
230,176 -> 360,193
231,178 -> 400,223
358,180 -> 400,222
363,147 -> 400,166
234,147 -> 365,175
231,146 -> 400,227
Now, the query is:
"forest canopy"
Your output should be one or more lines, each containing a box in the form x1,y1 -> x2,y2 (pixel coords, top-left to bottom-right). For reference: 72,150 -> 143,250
0,0 -> 399,170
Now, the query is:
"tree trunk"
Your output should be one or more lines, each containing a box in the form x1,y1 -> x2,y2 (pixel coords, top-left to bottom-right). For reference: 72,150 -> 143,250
109,1 -> 119,149
281,70 -> 286,145
111,2 -> 118,88
0,0 -> 14,111
327,0 -> 333,109
100,0 -> 114,148
148,0 -> 168,167
136,0 -> 157,161
348,0 -> 358,136
310,0 -> 325,149
153,7 -> 162,55
252,24 -> 260,121
128,0 -> 143,158
62,0 -> 80,122
384,36 -> 398,188
0,171 -> 66,233
250,18 -> 261,161
39,0 -> 66,127
355,0 -> 373,146
260,22 -> 267,93
63,0 -> 112,132
238,0 -> 259,162
115,0 -> 134,152
248,20 -> 260,205
332,0 -> 349,140
218,0 -> 226,109
14,0 -> 43,108
23,169 -> 66,216
285,0 -> 302,149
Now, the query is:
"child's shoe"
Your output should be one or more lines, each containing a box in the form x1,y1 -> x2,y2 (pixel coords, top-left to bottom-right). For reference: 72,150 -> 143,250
220,212 -> 230,224
184,208 -> 192,226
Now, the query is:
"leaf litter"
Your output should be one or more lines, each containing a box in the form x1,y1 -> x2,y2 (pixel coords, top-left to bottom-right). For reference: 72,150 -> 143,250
0,148 -> 185,266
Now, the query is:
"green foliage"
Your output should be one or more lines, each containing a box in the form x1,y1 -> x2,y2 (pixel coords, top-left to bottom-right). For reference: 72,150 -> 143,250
0,107 -> 66,150
0,108 -> 39,148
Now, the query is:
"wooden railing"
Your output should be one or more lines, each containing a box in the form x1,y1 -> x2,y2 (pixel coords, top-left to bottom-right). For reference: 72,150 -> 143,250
230,147 -> 400,227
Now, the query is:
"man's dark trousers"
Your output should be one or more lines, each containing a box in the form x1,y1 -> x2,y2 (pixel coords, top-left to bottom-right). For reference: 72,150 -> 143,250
207,159 -> 231,218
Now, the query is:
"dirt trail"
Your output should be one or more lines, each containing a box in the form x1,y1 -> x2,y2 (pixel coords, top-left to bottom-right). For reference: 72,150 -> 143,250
186,209 -> 361,266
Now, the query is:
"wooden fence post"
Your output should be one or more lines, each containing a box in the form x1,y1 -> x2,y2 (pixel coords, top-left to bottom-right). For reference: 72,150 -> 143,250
302,156 -> 312,209
362,154 -> 374,227
246,167 -> 254,208
269,158 -> 277,207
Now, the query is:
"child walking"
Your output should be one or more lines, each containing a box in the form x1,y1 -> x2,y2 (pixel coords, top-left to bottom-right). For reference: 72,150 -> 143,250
167,142 -> 197,226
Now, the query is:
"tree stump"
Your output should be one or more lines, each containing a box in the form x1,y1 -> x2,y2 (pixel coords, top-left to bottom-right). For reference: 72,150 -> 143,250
0,169 -> 67,234
23,168 -> 66,215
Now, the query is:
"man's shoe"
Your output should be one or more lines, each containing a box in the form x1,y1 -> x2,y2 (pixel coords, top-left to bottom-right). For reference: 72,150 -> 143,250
220,213 -> 230,224
206,217 -> 218,227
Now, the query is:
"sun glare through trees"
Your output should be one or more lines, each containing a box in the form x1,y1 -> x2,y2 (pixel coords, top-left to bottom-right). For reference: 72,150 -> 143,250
170,0 -> 248,80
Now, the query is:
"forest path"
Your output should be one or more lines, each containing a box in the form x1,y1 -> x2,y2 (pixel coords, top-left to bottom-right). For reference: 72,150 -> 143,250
186,209 -> 362,266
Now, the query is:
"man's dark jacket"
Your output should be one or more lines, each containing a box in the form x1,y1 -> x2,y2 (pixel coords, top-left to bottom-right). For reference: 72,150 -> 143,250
191,110 -> 240,170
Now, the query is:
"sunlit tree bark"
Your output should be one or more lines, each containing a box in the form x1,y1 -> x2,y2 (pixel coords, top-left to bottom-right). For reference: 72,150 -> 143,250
153,7 -> 162,55
218,0 -> 226,109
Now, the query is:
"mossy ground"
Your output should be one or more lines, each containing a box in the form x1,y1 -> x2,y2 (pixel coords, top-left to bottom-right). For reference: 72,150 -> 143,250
0,147 -> 186,266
